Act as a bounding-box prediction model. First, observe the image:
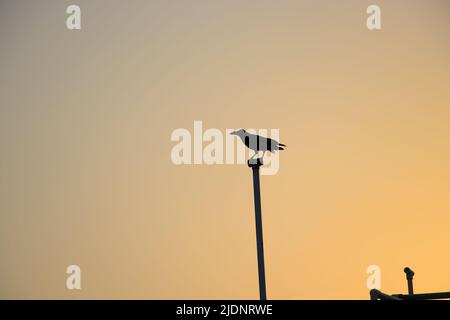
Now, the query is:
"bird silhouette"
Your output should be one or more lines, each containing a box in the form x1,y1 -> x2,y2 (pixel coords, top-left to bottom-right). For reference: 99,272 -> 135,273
230,129 -> 286,160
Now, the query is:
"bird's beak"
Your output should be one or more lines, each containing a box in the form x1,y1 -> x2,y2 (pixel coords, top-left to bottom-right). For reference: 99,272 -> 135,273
229,131 -> 237,135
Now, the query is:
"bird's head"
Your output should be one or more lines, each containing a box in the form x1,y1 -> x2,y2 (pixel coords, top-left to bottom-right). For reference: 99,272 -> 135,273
230,129 -> 246,137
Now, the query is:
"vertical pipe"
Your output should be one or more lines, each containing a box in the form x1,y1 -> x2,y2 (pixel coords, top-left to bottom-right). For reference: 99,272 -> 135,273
249,160 -> 267,300
404,267 -> 415,295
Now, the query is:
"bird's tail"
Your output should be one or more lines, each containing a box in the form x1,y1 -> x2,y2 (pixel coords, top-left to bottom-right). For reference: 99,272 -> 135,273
279,143 -> 286,151
279,147 -> 285,150
279,143 -> 286,147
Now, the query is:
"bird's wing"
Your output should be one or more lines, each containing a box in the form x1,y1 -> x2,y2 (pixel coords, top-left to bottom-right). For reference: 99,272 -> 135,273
245,133 -> 260,151
257,136 -> 271,151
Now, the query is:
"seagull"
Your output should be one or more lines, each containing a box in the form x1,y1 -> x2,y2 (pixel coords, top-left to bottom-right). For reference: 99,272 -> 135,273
230,129 -> 286,160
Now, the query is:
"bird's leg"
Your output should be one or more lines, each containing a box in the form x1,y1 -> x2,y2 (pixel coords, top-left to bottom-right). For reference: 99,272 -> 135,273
250,151 -> 258,160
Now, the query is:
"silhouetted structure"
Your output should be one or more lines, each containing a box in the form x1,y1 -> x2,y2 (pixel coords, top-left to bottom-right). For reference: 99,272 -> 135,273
370,267 -> 450,300
248,158 -> 267,300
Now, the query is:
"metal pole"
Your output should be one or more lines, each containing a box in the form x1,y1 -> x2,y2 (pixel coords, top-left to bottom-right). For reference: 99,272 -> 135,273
248,158 -> 267,300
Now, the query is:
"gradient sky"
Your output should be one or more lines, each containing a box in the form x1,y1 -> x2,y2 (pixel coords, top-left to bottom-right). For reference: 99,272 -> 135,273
1,0 -> 450,299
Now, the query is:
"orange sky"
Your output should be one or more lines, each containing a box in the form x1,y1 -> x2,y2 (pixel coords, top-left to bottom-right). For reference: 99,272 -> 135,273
1,0 -> 450,299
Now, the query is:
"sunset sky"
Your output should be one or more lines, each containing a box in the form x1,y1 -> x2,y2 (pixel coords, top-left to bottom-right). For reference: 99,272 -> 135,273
1,0 -> 450,299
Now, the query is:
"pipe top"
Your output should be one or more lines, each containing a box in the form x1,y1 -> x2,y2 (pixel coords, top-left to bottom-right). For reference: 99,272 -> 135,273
404,267 -> 415,278
248,157 -> 264,168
